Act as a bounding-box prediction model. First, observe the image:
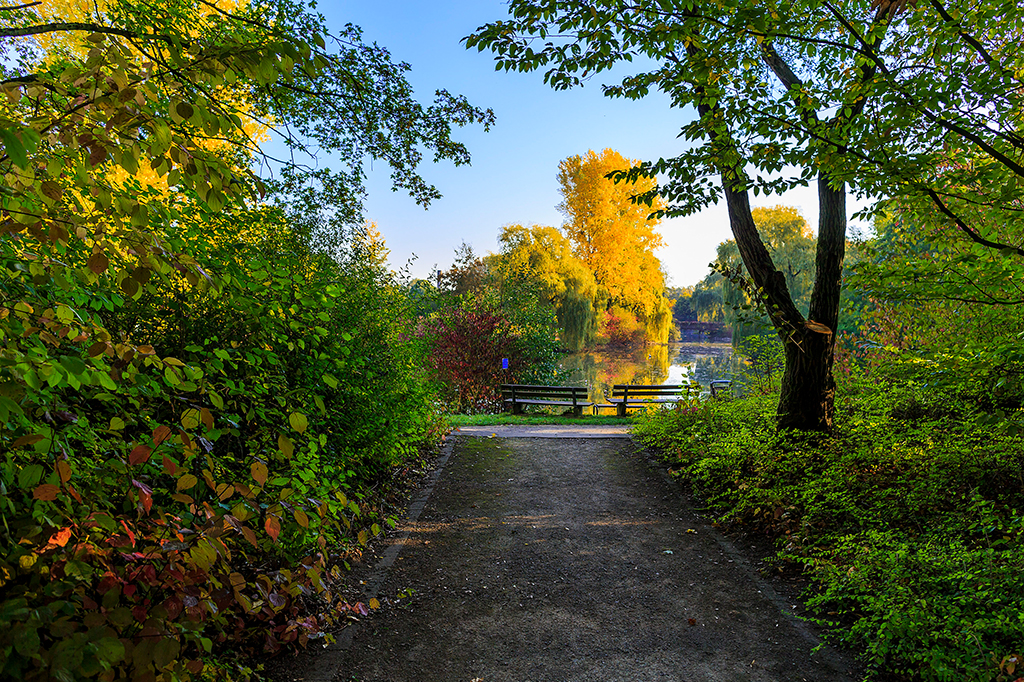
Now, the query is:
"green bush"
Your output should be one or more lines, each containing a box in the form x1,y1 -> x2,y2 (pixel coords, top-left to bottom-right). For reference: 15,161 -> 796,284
0,204 -> 437,680
633,379 -> 1024,681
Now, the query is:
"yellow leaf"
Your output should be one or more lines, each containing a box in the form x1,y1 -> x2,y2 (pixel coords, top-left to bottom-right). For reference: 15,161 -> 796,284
251,461 -> 268,487
288,412 -> 308,434
369,597 -> 380,610
278,433 -> 294,458
177,474 -> 198,491
180,408 -> 201,430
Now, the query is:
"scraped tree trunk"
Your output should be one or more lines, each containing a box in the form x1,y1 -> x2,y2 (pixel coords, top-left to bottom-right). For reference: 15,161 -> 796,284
720,170 -> 846,432
776,176 -> 846,430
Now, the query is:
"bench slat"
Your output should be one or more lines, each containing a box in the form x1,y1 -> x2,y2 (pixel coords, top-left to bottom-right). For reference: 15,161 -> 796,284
503,399 -> 595,407
501,384 -> 592,416
608,383 -> 696,416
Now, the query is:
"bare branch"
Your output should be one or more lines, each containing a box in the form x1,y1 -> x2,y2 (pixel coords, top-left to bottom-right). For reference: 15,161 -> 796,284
0,1 -> 41,10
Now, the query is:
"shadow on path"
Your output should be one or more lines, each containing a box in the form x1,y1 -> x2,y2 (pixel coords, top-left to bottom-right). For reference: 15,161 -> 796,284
303,436 -> 862,682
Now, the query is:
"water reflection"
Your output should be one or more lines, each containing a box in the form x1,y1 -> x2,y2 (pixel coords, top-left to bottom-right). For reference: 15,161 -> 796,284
557,342 -> 739,403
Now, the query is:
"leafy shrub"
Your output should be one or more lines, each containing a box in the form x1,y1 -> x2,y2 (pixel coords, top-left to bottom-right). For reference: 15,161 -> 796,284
633,379 -> 1024,681
417,294 -> 558,413
0,206 -> 436,680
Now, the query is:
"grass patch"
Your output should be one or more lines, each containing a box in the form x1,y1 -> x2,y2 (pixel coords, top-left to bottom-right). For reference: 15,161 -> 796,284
633,381 -> 1024,681
448,413 -> 633,426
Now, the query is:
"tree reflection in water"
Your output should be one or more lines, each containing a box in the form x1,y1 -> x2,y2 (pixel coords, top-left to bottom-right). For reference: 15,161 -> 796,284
557,341 -> 738,404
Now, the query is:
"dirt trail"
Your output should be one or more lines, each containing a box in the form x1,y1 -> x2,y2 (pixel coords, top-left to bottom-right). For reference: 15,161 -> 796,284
288,434 -> 862,682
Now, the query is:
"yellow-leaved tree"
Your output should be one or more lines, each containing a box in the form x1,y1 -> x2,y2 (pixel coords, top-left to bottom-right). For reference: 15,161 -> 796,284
498,223 -> 598,351
557,148 -> 671,344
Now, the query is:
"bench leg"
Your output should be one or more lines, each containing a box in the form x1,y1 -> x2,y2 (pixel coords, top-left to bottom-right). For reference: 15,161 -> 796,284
617,402 -> 626,418
513,401 -> 523,415
573,406 -> 583,418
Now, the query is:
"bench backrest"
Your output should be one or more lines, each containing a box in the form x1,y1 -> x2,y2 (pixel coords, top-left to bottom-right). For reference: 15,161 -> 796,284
501,384 -> 589,403
611,384 -> 695,399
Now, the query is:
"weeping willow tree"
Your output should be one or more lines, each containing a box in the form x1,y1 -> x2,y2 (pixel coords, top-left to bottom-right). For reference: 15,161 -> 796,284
558,289 -> 596,352
497,223 -> 599,351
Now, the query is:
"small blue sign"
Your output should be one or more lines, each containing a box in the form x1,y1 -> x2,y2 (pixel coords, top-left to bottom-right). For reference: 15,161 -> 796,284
502,358 -> 509,370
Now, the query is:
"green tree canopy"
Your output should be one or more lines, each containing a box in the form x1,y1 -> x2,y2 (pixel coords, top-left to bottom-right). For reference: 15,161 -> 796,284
465,0 -> 1024,430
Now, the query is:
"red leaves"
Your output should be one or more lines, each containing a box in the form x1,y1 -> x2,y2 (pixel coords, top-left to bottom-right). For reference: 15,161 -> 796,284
129,445 -> 152,465
152,424 -> 172,445
132,479 -> 153,514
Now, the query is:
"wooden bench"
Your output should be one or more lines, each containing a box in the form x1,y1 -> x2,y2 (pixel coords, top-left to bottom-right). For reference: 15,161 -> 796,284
710,379 -> 733,398
501,384 -> 594,418
599,384 -> 697,417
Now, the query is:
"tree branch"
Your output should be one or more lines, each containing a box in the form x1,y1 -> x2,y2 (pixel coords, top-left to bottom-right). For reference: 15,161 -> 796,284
0,21 -> 174,45
0,1 -> 41,10
924,188 -> 1024,256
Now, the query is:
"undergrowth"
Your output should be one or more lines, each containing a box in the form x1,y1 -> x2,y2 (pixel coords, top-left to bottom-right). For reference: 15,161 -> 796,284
633,378 -> 1024,682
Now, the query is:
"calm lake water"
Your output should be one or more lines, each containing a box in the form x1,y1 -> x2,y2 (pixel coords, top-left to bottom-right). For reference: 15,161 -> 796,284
556,338 -> 740,404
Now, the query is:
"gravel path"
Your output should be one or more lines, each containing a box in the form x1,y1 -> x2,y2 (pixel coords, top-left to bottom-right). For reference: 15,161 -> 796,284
287,434 -> 862,682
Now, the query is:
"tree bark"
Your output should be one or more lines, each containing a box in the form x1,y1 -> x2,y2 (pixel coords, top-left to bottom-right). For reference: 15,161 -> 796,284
775,175 -> 845,431
719,169 -> 846,432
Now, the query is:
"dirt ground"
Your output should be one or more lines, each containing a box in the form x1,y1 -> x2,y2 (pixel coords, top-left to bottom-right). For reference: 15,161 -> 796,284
276,434 -> 863,682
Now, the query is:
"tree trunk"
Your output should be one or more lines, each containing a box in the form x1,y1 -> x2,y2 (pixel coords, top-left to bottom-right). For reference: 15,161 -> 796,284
720,170 -> 846,432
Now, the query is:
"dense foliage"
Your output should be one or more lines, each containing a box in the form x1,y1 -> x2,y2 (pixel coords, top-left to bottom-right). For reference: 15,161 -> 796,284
0,1 -> 488,679
634,368 -> 1024,681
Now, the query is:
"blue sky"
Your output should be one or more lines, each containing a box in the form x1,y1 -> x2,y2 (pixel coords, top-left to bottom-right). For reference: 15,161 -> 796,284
327,1 -> 869,287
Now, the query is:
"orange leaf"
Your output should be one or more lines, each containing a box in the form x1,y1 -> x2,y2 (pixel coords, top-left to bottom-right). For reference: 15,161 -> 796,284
162,455 -> 178,476
88,341 -> 108,357
129,445 -> 152,466
805,320 -> 833,335
264,516 -> 281,543
137,345 -> 155,355
251,461 -> 268,487
120,519 -> 136,546
200,408 -> 214,430
216,483 -> 235,501
68,485 -> 82,503
153,425 -> 172,445
50,527 -> 72,547
241,526 -> 258,546
56,460 -> 72,484
33,483 -> 60,501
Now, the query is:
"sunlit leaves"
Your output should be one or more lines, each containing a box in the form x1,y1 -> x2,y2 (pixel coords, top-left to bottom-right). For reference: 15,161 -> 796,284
557,148 -> 672,343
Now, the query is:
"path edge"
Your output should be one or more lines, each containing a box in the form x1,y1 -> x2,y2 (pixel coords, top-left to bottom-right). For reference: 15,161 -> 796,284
302,435 -> 457,682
